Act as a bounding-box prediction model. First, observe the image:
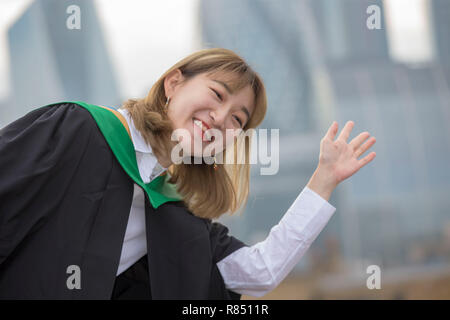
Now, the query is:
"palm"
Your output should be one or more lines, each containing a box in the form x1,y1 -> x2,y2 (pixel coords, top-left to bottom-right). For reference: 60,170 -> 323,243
319,121 -> 376,184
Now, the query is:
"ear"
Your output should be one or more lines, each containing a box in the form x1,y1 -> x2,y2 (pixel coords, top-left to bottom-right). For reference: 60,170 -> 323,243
164,69 -> 184,99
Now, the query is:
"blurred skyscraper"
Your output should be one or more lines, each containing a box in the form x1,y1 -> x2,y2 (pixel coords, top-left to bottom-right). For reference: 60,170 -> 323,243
430,0 -> 450,66
202,0 -> 450,275
1,0 -> 119,126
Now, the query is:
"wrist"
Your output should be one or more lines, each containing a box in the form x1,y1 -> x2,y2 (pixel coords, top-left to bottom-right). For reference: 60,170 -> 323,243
306,166 -> 337,202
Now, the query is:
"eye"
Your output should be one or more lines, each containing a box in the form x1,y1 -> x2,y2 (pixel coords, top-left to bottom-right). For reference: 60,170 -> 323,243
211,88 -> 223,101
233,115 -> 243,127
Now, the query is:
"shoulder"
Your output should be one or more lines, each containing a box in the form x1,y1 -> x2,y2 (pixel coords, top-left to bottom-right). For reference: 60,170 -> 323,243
1,102 -> 96,139
38,101 -> 97,123
9,102 -> 97,133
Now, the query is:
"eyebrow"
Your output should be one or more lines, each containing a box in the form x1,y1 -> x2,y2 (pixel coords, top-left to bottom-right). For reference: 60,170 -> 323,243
212,79 -> 251,124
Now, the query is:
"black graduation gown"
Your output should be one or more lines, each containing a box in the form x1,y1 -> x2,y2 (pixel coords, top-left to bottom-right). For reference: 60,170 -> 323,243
0,102 -> 247,299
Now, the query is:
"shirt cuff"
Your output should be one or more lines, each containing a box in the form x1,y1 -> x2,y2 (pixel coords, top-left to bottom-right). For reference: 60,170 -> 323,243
217,185 -> 337,297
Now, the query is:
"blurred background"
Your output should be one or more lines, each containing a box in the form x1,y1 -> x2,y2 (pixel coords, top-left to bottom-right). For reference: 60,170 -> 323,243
1,0 -> 449,299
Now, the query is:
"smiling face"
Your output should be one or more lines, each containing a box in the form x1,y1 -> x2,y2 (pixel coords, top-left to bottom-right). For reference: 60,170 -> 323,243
164,69 -> 256,158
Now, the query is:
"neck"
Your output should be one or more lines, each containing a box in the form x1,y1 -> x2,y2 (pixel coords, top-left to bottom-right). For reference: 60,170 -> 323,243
120,107 -> 175,169
154,151 -> 173,169
148,139 -> 175,169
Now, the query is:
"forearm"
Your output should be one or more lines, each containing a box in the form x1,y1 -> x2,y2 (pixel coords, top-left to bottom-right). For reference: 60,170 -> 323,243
217,186 -> 336,297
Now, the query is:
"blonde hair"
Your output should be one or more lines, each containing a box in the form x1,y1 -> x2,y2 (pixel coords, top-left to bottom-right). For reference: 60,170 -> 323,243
121,48 -> 267,219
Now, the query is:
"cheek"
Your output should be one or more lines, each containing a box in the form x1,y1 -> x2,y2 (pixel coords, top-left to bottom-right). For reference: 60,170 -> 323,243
168,105 -> 192,130
169,98 -> 210,130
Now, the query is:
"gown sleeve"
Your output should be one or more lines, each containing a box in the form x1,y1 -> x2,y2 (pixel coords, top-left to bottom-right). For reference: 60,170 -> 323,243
209,221 -> 248,263
207,220 -> 248,299
0,102 -> 93,266
216,186 -> 337,297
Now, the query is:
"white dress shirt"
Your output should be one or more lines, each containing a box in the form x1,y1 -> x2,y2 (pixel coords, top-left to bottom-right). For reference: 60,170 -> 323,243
116,108 -> 337,297
116,108 -> 167,275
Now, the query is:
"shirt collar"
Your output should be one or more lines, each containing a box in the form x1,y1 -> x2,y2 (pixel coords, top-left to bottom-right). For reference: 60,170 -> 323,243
117,108 -> 169,177
117,108 -> 154,154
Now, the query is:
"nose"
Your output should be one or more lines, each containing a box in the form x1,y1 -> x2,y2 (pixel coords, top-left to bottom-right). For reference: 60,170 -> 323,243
209,109 -> 227,130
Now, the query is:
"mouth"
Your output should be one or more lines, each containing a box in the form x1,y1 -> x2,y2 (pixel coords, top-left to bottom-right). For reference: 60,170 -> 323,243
193,118 -> 214,142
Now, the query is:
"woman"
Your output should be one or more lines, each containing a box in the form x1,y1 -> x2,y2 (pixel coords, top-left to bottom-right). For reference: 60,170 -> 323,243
0,48 -> 376,299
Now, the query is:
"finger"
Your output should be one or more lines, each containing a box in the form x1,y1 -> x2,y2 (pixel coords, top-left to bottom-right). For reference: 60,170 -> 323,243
325,121 -> 338,141
357,151 -> 376,170
350,131 -> 371,151
355,136 -> 376,158
337,120 -> 354,142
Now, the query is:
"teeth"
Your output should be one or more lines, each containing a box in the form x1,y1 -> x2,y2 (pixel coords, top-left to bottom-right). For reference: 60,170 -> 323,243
194,119 -> 212,141
194,119 -> 203,130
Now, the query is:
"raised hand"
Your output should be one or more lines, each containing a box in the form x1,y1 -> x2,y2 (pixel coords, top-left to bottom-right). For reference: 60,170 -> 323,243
306,121 -> 376,201
320,120 -> 376,183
